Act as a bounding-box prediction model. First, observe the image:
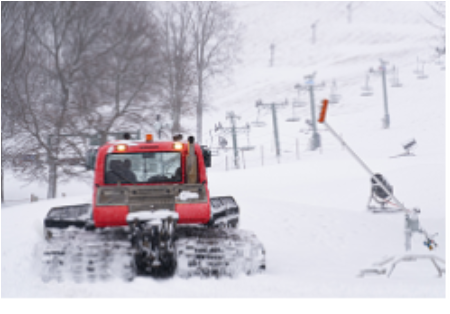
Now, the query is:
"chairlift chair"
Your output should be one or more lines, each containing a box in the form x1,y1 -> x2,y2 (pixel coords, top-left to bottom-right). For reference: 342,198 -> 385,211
239,146 -> 255,152
293,100 -> 308,108
434,47 -> 445,64
299,119 -> 313,134
360,74 -> 373,96
413,57 -> 422,74
286,102 -> 300,122
417,64 -> 428,79
251,108 -> 267,127
390,66 -> 403,87
391,78 -> 402,88
360,87 -> 373,97
210,148 -> 219,156
218,136 -> 228,149
251,121 -> 266,127
293,88 -> 308,108
328,80 -> 341,104
329,93 -> 341,104
415,58 -> 428,79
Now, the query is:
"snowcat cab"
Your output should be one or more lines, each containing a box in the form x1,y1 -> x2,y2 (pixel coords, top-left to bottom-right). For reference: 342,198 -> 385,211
92,134 -> 212,227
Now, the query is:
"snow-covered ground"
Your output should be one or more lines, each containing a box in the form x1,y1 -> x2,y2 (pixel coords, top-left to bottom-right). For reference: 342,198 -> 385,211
1,1 -> 446,300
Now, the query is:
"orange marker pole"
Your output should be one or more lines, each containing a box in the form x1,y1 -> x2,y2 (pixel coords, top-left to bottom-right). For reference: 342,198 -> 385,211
317,99 -> 410,214
318,99 -> 329,123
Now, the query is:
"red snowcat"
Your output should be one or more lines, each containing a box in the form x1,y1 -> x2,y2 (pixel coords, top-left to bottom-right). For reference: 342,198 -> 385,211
41,134 -> 265,281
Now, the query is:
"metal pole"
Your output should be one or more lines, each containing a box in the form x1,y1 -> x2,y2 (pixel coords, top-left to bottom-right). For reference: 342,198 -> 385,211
271,103 -> 281,157
311,22 -> 317,44
270,43 -> 275,67
347,3 -> 352,24
261,145 -> 264,166
229,112 -> 239,169
308,85 -> 321,150
380,62 -> 390,129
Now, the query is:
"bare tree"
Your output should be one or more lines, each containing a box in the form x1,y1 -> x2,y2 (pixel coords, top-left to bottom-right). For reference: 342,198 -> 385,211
156,2 -> 197,135
425,2 -> 446,31
73,2 -> 162,143
190,2 -> 241,144
25,2 -> 120,198
1,2 -> 39,202
3,1 -> 240,200
423,2 -> 446,50
3,2 -> 162,199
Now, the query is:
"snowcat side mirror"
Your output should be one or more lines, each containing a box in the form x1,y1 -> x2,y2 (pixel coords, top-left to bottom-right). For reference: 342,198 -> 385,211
85,148 -> 98,171
201,146 -> 212,168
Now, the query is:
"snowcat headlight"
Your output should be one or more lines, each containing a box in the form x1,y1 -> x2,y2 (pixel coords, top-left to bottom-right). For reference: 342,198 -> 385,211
173,142 -> 183,150
116,144 -> 127,152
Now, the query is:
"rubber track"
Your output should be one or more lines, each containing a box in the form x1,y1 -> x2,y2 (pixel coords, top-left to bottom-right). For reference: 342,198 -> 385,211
39,227 -> 265,282
176,227 -> 265,278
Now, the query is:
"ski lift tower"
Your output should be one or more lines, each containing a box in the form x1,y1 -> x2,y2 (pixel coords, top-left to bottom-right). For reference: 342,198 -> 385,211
369,59 -> 394,129
256,99 -> 288,158
220,111 -> 252,169
295,72 -> 325,150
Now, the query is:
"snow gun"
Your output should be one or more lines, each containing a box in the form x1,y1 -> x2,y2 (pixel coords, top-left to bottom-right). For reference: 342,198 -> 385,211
317,99 -> 438,251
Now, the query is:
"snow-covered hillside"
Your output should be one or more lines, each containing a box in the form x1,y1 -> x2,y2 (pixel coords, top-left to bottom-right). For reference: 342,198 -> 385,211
2,1 -> 446,299
206,1 -> 441,124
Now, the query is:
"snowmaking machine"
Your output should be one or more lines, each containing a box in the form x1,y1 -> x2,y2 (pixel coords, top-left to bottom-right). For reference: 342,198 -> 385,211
317,99 -> 445,278
40,134 -> 265,282
366,173 -> 401,213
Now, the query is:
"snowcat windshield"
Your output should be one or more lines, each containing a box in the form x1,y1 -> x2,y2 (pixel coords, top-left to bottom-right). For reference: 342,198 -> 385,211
105,152 -> 181,184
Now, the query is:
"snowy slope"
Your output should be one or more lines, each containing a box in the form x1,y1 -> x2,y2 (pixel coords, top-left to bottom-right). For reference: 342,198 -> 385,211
1,1 -> 446,298
206,1 -> 440,123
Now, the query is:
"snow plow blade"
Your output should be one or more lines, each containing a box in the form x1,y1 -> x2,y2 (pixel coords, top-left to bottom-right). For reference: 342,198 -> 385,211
44,204 -> 91,229
44,204 -> 92,239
